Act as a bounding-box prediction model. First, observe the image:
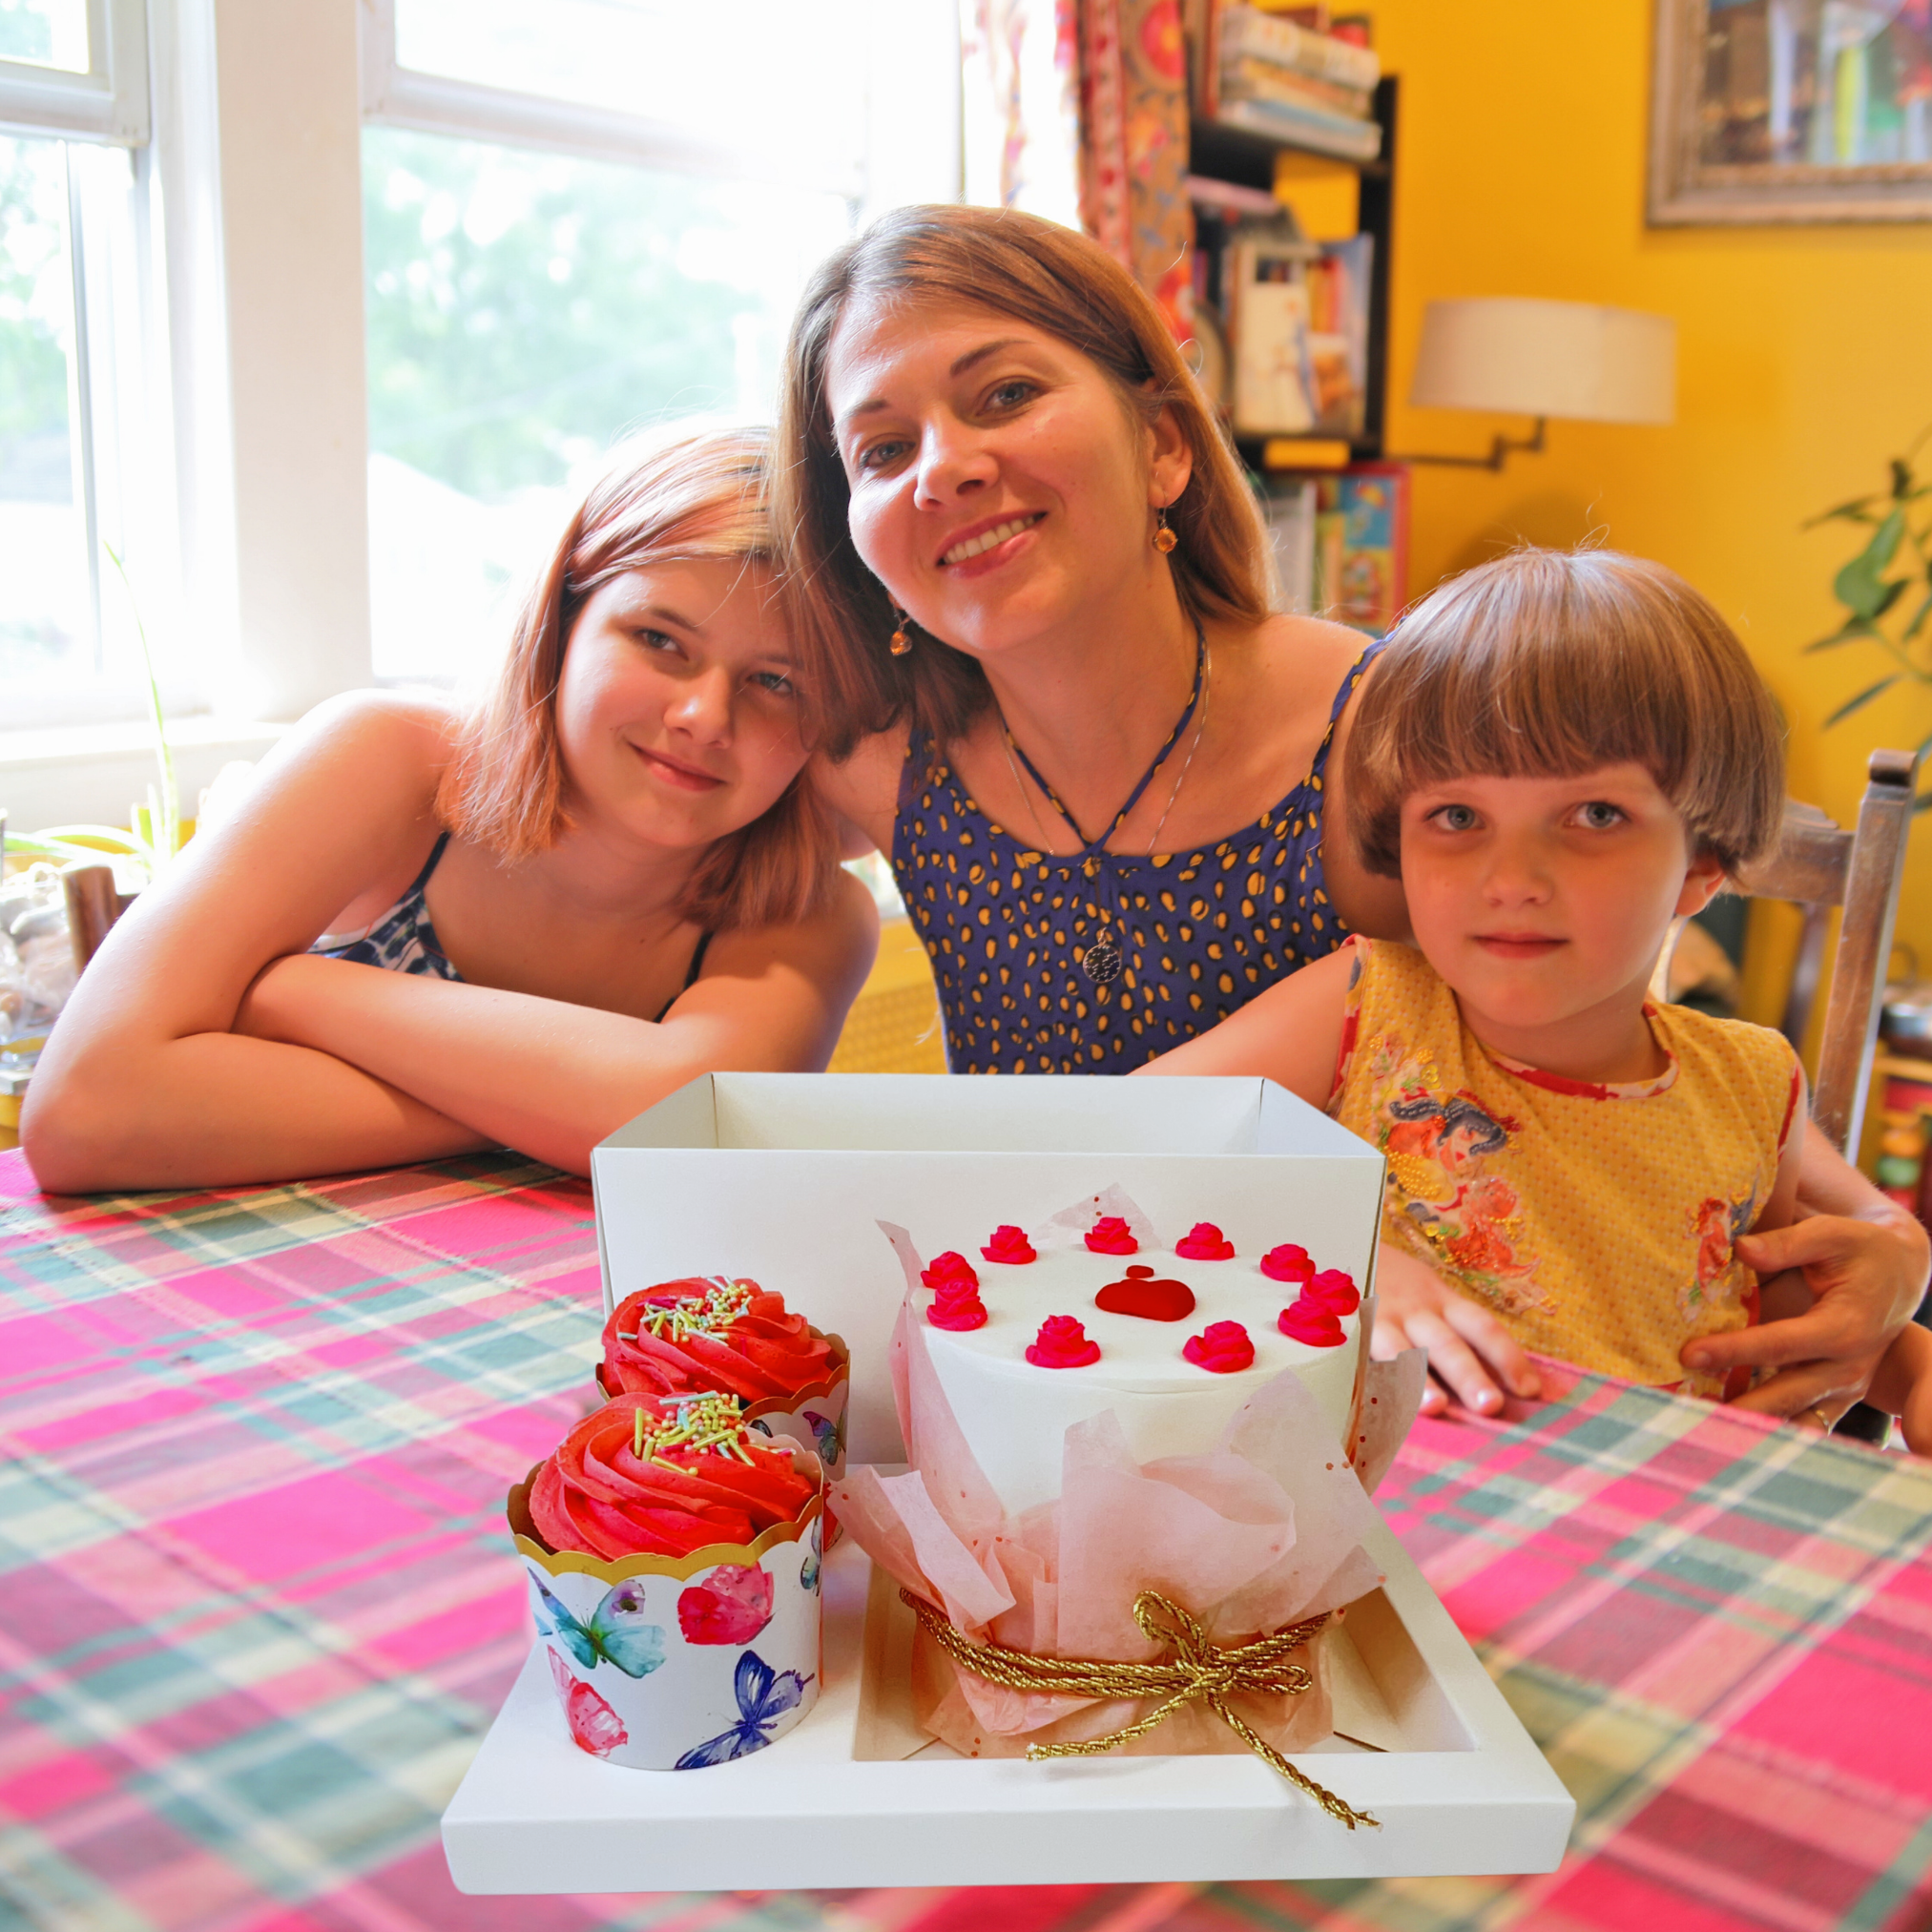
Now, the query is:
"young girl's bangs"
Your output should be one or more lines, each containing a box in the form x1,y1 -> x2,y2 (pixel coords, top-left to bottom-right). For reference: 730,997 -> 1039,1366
1346,548 -> 1786,879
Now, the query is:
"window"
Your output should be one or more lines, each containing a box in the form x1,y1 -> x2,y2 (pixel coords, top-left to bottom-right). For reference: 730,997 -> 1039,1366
1,0 -> 174,731
360,0 -> 958,684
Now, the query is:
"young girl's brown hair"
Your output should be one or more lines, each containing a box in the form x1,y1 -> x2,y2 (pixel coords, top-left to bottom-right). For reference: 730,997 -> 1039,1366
434,426 -> 840,931
1345,547 -> 1787,880
775,203 -> 1273,759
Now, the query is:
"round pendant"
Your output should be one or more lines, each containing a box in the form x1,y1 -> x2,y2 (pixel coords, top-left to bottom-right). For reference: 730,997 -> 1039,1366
1082,940 -> 1122,985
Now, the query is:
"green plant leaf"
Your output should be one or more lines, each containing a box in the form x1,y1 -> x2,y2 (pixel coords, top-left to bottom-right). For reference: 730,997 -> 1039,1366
1824,674 -> 1901,725
1916,788 -> 1932,814
1804,617 -> 1881,652
1803,495 -> 1880,529
1833,508 -> 1908,618
1903,591 -> 1932,644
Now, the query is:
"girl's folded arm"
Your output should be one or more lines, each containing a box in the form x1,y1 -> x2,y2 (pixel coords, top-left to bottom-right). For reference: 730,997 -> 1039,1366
232,870 -> 881,1175
1130,943 -> 1356,1104
20,694 -> 487,1193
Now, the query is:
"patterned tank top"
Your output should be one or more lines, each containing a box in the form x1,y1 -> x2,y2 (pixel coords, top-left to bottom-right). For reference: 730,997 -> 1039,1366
1330,937 -> 1802,1397
310,831 -> 710,1020
890,643 -> 1381,1073
311,832 -> 457,978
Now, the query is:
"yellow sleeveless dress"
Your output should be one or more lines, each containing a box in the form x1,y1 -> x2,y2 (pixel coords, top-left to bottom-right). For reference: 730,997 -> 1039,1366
1328,939 -> 1801,1397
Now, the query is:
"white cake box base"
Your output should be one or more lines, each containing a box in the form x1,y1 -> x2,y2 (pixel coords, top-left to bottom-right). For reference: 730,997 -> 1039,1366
443,1074 -> 1574,1888
443,1513 -> 1574,1890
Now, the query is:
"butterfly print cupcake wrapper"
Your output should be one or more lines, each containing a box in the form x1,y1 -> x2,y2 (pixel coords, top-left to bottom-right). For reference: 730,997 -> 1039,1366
509,1451 -> 823,1771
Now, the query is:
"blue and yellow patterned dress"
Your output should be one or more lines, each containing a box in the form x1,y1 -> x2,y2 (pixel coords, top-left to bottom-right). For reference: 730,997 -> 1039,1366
888,645 -> 1381,1072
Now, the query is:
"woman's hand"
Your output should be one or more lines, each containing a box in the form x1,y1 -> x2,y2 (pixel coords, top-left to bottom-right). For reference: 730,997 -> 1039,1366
1678,1116 -> 1927,1421
1688,1211 -> 1928,1421
1371,1243 -> 1544,1418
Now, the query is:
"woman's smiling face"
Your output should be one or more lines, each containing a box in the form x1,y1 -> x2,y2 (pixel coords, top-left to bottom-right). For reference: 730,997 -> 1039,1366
821,298 -> 1190,661
552,558 -> 808,853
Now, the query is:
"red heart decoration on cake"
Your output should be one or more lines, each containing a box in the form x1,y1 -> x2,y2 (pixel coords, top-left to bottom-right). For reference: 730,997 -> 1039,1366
1094,1263 -> 1196,1322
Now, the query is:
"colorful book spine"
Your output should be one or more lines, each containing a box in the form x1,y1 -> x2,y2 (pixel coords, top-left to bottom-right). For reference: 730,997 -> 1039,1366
1218,6 -> 1381,92
1219,54 -> 1373,120
1212,93 -> 1383,161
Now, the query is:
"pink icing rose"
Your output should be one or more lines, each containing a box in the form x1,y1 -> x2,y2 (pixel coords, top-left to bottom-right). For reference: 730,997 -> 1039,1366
548,1649 -> 629,1757
1085,1215 -> 1138,1256
927,1278 -> 988,1331
677,1563 -> 777,1645
1278,1298 -> 1347,1347
981,1225 -> 1038,1265
921,1251 -> 980,1292
1175,1221 -> 1236,1260
1304,1267 -> 1361,1315
1260,1242 -> 1316,1285
1182,1320 -> 1256,1373
1027,1315 -> 1102,1367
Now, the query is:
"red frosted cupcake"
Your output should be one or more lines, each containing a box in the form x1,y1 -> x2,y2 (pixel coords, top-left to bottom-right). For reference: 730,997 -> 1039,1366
600,1276 -> 844,1405
522,1390 -> 820,1561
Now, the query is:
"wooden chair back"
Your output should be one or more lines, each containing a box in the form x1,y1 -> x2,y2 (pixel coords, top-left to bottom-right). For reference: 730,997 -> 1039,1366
1729,749 -> 1921,1153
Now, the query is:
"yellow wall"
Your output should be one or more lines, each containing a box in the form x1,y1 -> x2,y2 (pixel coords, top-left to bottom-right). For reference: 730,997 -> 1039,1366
1370,0 -> 1932,975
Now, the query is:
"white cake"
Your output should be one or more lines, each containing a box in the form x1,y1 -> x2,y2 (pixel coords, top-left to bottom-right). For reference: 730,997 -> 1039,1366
912,1217 -> 1363,1517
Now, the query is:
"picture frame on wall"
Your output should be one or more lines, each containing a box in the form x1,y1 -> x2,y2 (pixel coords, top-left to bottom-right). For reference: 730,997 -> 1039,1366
1649,0 -> 1932,225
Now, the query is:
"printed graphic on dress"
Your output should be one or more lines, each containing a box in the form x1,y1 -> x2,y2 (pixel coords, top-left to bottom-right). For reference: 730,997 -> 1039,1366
1368,1032 -> 1546,1315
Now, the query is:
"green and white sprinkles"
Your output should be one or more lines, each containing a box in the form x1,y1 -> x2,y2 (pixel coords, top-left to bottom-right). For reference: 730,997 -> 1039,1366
630,1390 -> 759,1470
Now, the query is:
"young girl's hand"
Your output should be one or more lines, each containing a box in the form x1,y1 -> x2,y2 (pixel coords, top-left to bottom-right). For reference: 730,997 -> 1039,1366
1371,1244 -> 1544,1418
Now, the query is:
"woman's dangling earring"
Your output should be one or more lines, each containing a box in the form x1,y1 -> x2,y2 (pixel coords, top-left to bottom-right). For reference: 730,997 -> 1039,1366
1153,505 -> 1178,554
889,608 -> 913,655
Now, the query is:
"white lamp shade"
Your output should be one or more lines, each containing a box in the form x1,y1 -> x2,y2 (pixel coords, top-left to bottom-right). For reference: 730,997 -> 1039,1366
1409,298 -> 1676,426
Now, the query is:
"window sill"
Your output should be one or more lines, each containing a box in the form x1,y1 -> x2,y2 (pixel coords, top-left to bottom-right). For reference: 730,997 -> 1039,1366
0,717 -> 292,833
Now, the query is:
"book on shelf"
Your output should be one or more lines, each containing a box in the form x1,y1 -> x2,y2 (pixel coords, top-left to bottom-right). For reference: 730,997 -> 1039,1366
1220,54 -> 1373,120
1230,239 -> 1317,437
1218,6 -> 1380,93
1313,464 -> 1408,636
1227,222 -> 1372,440
1212,93 -> 1382,162
1259,476 -> 1319,614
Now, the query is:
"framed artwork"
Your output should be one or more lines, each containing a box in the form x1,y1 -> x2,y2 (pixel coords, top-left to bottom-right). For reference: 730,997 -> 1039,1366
1650,0 -> 1932,224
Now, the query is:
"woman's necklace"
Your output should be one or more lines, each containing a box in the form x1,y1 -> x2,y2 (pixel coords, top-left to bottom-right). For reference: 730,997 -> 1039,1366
998,617 -> 1210,985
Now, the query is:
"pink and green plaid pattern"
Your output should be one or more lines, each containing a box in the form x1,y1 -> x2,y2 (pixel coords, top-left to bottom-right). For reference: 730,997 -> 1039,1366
2,1146 -> 1928,1932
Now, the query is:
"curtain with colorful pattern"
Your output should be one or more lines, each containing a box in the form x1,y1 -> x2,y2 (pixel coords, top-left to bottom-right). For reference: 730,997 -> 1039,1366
961,0 -> 1195,343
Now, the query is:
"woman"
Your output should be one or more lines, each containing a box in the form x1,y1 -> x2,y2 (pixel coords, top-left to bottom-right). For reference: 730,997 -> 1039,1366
23,428 -> 878,1190
775,204 -> 1923,1423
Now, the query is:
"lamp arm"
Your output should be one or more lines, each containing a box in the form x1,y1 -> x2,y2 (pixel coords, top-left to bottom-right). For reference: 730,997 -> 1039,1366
1386,416 -> 1548,472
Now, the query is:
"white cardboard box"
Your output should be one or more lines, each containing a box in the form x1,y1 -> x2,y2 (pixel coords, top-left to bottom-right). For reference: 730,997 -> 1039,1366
442,1074 -> 1575,1889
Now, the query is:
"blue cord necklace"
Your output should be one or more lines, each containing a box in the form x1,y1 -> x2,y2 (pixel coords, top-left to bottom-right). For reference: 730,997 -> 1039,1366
999,616 -> 1209,985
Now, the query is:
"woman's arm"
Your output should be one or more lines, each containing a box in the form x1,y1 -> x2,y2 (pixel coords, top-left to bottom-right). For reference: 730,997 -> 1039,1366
1131,945 -> 1356,1100
232,870 -> 881,1175
1685,1116 -> 1929,1419
21,695 -> 490,1193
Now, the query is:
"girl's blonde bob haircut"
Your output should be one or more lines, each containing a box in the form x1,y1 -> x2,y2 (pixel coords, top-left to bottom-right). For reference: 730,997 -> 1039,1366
1346,547 -> 1786,879
434,426 -> 840,932
774,203 -> 1273,759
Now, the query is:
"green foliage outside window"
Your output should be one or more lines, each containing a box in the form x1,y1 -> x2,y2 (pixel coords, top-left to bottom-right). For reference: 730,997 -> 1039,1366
363,129 -> 776,501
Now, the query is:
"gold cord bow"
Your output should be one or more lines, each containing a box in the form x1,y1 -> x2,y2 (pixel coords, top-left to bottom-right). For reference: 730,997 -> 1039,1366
901,1588 -> 1380,1830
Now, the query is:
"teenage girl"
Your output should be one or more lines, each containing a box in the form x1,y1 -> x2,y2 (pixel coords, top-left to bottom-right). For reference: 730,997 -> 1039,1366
1139,546 -> 1930,1439
24,428 -> 878,1190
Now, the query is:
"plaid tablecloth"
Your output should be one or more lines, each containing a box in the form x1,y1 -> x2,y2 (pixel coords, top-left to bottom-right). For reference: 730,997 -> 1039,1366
2,1148 -> 1928,1932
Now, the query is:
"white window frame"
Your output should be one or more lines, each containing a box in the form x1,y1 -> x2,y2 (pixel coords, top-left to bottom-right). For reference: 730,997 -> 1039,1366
0,0 -> 150,145
359,0 -> 863,199
358,0 -> 961,235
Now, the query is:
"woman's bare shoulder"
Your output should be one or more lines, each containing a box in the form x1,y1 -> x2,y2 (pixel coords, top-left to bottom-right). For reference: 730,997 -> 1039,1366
809,726 -> 912,857
1241,611 -> 1377,696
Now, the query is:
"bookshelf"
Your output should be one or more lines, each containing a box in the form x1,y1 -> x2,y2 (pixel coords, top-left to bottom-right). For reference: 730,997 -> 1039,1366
1189,74 -> 1399,467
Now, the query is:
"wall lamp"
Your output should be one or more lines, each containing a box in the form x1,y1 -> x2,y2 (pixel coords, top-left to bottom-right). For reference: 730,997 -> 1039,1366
1395,297 -> 1677,471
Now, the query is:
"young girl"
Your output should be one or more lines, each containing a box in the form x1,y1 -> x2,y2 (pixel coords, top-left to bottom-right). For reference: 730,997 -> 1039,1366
23,428 -> 878,1191
1140,547 -> 1930,1445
